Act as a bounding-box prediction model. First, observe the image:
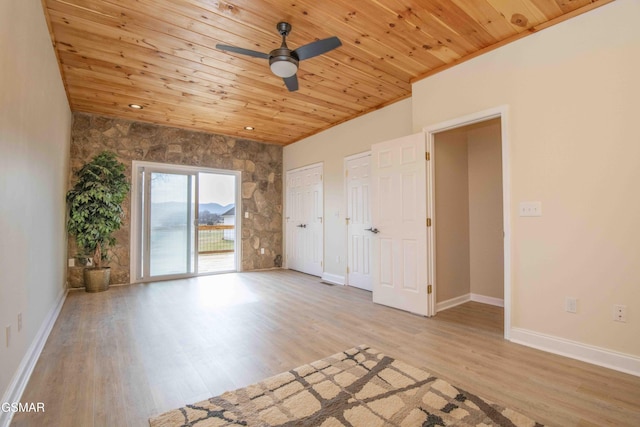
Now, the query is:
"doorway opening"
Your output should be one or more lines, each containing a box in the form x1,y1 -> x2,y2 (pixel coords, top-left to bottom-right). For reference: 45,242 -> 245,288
425,106 -> 511,338
197,173 -> 237,274
131,162 -> 241,282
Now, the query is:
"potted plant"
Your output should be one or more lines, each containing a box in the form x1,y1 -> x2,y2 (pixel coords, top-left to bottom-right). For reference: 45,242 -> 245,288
66,151 -> 129,292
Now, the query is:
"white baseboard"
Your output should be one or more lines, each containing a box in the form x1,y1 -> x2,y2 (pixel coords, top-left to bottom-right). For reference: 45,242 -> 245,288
0,289 -> 67,427
510,328 -> 640,377
470,293 -> 504,307
437,293 -> 505,312
436,293 -> 471,312
321,273 -> 345,286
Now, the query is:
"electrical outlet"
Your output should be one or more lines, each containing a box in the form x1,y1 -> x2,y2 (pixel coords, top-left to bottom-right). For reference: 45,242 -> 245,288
68,258 -> 75,267
18,313 -> 22,332
260,248 -> 265,255
244,211 -> 249,218
613,305 -> 627,322
5,325 -> 10,347
565,297 -> 577,313
519,201 -> 542,217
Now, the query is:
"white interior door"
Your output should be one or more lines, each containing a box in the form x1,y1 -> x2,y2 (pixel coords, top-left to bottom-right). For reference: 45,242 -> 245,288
346,154 -> 373,291
371,133 -> 430,316
303,166 -> 323,276
285,164 -> 323,276
286,172 -> 304,272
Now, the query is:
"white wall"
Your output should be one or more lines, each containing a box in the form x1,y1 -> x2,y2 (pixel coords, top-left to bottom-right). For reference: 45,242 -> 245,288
413,0 -> 640,357
0,0 -> 71,410
283,99 -> 413,282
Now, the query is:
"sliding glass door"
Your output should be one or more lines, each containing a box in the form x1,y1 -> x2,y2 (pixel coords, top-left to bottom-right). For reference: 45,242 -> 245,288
131,162 -> 240,282
147,171 -> 197,278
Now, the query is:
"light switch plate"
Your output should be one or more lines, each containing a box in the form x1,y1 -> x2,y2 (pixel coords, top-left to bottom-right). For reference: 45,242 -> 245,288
519,201 -> 542,217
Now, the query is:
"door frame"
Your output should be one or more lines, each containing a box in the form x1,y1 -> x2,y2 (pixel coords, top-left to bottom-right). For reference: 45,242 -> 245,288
423,105 -> 512,339
130,161 -> 242,283
343,151 -> 372,288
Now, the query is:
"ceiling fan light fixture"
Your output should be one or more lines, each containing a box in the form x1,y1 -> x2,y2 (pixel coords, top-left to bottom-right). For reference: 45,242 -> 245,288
269,57 -> 298,78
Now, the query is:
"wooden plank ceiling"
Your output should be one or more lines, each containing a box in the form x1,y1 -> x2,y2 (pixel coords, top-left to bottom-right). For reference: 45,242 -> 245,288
42,0 -> 612,145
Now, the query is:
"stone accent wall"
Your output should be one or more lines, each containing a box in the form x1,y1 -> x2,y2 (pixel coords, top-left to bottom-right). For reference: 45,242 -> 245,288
67,113 -> 282,287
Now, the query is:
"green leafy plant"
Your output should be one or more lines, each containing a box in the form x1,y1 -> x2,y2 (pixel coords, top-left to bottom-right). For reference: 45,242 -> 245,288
66,151 -> 130,269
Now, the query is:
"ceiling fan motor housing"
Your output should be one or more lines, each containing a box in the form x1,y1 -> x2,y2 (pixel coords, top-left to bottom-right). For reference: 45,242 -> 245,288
269,22 -> 299,79
269,23 -> 299,78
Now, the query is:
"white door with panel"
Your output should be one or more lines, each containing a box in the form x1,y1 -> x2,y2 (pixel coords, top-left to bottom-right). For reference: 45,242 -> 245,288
346,154 -> 373,291
286,164 -> 323,276
371,133 -> 431,316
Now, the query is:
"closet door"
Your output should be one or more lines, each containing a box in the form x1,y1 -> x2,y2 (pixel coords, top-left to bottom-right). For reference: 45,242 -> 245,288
302,165 -> 323,276
346,154 -> 373,291
286,164 -> 323,276
286,171 -> 304,272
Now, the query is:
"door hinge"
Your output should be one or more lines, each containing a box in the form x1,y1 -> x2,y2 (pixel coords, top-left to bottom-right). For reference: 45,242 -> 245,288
428,285 -> 432,294
320,261 -> 323,267
345,217 -> 350,225
347,266 -> 350,274
426,218 -> 432,227
345,170 -> 348,177
425,152 -> 430,161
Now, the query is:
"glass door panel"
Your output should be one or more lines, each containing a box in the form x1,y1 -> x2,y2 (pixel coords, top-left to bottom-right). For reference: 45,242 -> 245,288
198,172 -> 237,273
147,172 -> 196,277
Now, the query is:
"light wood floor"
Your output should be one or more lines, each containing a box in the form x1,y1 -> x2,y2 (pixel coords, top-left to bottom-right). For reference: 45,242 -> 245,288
12,270 -> 640,426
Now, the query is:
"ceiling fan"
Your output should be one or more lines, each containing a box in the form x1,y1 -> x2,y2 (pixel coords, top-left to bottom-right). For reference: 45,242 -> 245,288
216,22 -> 342,92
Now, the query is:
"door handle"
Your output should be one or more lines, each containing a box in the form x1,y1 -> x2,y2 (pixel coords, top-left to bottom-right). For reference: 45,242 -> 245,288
365,227 -> 380,234
297,224 -> 307,228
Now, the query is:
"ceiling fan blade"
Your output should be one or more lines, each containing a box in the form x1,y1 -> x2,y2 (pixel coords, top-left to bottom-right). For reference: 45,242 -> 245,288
216,44 -> 269,59
294,37 -> 342,61
283,75 -> 299,92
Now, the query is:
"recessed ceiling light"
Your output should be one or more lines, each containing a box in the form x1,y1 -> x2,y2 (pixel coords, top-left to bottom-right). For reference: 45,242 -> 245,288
244,126 -> 254,131
128,104 -> 143,109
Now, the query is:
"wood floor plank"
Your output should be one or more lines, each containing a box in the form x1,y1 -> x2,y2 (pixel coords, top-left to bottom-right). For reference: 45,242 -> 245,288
11,270 -> 640,426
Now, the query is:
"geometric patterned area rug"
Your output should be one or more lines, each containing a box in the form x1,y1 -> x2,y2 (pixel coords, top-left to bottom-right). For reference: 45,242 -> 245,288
149,345 -> 543,426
